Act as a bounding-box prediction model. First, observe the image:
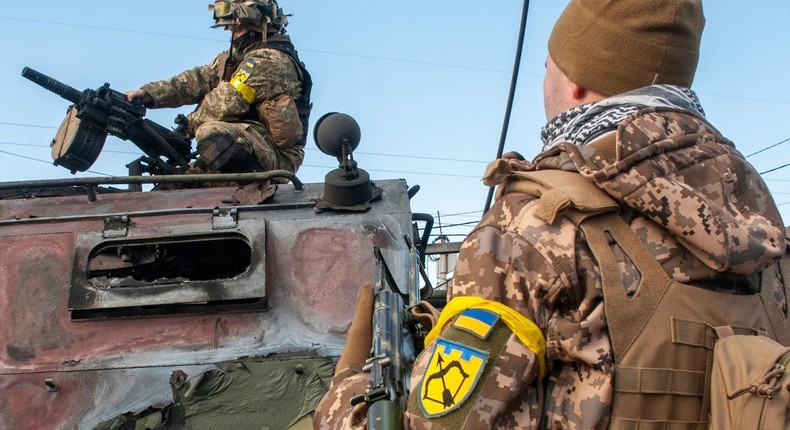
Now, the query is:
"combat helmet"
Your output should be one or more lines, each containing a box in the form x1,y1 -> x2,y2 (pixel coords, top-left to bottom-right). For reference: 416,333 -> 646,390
209,0 -> 288,35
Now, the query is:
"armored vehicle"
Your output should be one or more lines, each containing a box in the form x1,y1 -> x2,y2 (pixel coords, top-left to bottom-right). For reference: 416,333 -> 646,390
0,80 -> 450,427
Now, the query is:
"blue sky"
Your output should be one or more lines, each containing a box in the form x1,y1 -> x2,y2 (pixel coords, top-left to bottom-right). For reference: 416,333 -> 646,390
1,0 -> 788,240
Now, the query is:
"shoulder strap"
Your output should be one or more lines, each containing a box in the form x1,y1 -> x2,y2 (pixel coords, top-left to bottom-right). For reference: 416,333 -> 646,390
579,213 -> 673,360
496,169 -> 619,225
760,228 -> 790,345
216,51 -> 234,82
497,170 -> 665,359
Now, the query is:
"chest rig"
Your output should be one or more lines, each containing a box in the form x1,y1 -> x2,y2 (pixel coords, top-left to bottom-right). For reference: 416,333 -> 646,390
216,35 -> 313,146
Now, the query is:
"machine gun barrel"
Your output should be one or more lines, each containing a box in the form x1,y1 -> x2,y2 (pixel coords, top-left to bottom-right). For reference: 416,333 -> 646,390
22,66 -> 192,175
21,67 -> 83,105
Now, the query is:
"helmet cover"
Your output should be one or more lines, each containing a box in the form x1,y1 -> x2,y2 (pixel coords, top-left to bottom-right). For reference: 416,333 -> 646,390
210,0 -> 287,32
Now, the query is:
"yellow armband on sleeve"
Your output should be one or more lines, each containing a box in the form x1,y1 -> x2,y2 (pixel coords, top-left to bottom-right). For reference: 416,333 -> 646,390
229,60 -> 257,104
425,296 -> 546,377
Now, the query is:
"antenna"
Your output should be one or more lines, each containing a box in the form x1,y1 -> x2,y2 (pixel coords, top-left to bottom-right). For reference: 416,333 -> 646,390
483,0 -> 531,215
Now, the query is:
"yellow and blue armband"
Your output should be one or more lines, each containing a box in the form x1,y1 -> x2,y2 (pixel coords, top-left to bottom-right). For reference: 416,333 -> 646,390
426,296 -> 546,377
228,59 -> 258,104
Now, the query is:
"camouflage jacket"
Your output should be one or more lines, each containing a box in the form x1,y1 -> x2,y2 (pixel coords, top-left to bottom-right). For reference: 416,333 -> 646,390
400,107 -> 786,429
141,35 -> 303,137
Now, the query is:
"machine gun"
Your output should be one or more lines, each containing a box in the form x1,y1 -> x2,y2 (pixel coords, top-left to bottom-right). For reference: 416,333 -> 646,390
351,235 -> 432,430
22,66 -> 192,175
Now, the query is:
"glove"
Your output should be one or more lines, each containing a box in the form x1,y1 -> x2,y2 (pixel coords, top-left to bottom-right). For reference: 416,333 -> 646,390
334,282 -> 374,379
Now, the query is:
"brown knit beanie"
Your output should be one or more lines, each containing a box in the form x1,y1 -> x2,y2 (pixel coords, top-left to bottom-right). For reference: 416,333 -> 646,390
548,0 -> 705,97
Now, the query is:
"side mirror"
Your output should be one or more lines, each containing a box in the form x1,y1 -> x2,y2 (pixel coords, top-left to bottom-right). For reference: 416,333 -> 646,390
313,112 -> 374,208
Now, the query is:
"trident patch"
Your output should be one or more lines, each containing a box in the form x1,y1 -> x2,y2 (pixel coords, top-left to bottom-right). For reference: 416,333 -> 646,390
418,338 -> 488,417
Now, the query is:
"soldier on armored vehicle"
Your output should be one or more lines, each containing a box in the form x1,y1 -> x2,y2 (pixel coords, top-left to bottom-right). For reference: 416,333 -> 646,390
126,0 -> 312,177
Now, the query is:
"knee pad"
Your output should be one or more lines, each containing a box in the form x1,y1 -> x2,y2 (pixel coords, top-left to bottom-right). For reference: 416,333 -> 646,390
198,133 -> 264,173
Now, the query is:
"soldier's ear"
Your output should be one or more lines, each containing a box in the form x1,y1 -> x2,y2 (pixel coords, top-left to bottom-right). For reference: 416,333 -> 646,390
571,83 -> 607,106
571,83 -> 585,101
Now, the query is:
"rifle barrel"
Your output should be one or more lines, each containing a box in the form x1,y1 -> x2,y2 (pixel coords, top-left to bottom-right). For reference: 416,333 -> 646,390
22,66 -> 83,104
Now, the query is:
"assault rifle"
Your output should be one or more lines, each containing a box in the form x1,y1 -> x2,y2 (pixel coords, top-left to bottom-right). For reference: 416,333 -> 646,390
22,66 -> 192,176
351,235 -> 432,430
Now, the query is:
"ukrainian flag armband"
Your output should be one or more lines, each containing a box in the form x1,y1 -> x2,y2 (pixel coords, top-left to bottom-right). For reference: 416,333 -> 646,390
228,59 -> 258,104
425,296 -> 546,377
413,297 -> 547,421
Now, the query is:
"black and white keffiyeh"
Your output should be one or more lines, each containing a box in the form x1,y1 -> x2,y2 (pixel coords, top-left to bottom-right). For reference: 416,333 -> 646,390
540,85 -> 706,151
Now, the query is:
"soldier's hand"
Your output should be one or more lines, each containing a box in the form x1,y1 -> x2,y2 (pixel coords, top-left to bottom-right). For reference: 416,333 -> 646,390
125,88 -> 153,106
335,282 -> 374,375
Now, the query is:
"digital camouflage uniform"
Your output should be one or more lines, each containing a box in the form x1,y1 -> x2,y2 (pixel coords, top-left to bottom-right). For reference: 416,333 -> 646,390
141,34 -> 305,174
314,86 -> 787,429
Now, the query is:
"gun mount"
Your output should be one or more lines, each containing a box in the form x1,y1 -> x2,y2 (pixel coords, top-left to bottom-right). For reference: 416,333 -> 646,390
22,66 -> 192,175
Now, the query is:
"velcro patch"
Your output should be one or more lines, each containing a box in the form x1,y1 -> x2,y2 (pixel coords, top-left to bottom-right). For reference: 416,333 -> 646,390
418,338 -> 488,418
453,308 -> 500,340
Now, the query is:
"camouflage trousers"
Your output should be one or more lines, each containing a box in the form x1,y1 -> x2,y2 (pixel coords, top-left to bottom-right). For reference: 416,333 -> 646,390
194,121 -> 305,174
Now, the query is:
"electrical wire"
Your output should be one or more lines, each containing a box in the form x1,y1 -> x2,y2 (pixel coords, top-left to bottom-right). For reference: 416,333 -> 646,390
0,149 -> 111,176
0,16 -> 524,76
0,121 -> 490,165
0,121 -> 56,129
0,140 -> 138,155
1,16 -> 788,106
745,137 -> 790,158
760,162 -> 790,175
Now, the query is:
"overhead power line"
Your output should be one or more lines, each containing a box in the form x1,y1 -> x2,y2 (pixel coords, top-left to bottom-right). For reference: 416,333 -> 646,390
5,14 -> 790,106
745,137 -> 790,158
435,220 -> 480,229
299,163 -> 480,179
760,162 -> 790,176
698,92 -> 790,106
0,149 -> 110,176
0,141 -> 139,155
440,210 -> 483,217
0,148 -> 53,165
0,16 -> 520,75
0,121 -> 56,129
348,149 -> 487,165
0,136 -> 489,166
0,16 -> 220,42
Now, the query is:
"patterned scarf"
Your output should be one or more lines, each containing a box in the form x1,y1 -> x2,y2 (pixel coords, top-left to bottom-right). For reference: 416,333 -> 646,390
540,85 -> 706,151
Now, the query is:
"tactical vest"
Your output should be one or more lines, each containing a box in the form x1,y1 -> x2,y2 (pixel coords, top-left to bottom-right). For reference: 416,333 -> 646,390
504,169 -> 790,429
218,35 -> 313,146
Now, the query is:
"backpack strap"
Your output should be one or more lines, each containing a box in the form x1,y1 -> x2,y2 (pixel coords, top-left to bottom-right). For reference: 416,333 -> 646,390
495,169 -> 619,226
760,228 -> 790,345
510,171 -> 702,427
500,169 -> 672,360
579,213 -> 673,361
569,190 -> 718,428
510,170 -> 787,428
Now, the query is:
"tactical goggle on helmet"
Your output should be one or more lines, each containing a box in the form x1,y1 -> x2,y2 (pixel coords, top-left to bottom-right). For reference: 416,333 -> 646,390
209,0 -> 287,31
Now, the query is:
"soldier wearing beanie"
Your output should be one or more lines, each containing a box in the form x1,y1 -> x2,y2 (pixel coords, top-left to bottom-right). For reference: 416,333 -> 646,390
314,1 -> 787,429
548,0 -> 704,97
